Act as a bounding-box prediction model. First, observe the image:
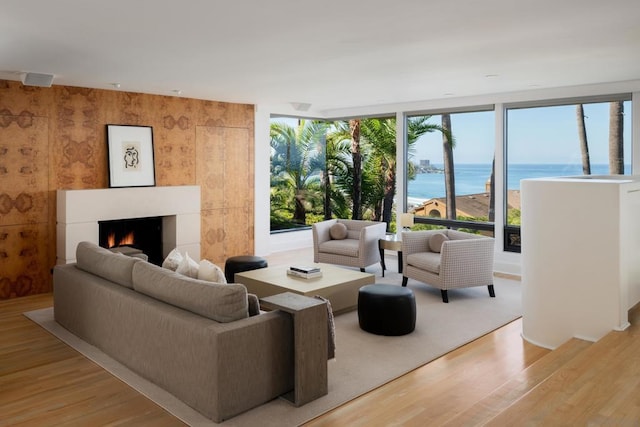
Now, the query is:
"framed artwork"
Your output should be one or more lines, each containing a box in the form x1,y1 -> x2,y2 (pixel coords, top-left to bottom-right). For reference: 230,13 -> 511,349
106,124 -> 155,187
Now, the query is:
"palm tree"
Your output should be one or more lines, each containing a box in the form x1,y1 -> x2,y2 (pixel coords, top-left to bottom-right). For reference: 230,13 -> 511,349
360,116 -> 449,228
488,157 -> 496,222
349,119 -> 363,220
270,120 -> 327,224
441,113 -> 456,220
576,104 -> 591,175
609,101 -> 624,174
323,128 -> 353,219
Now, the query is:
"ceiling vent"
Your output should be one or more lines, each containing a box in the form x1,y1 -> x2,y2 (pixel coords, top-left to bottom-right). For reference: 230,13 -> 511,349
291,102 -> 312,112
21,72 -> 55,87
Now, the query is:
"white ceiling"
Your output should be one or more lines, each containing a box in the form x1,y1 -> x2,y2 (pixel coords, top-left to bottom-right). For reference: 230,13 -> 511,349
2,0 -> 639,115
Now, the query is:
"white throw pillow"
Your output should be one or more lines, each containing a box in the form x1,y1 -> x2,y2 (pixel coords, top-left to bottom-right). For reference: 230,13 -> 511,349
198,259 -> 227,284
176,252 -> 199,278
162,248 -> 183,271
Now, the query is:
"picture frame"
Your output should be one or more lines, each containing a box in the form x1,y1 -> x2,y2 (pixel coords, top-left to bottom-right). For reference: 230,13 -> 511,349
106,124 -> 156,188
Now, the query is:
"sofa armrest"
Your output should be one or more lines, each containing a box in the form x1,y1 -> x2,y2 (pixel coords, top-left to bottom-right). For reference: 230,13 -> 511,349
214,310 -> 294,419
312,219 -> 338,262
359,222 -> 387,260
439,236 -> 495,285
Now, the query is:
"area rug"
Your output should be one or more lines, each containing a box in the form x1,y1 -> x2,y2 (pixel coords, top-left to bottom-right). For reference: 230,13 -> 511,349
25,271 -> 521,426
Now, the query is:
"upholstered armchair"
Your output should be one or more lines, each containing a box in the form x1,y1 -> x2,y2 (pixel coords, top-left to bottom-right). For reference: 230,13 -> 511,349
313,219 -> 387,272
401,229 -> 495,303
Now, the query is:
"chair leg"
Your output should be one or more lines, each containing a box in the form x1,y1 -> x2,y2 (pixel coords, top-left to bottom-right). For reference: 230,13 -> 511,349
488,285 -> 495,298
402,277 -> 408,287
441,290 -> 449,303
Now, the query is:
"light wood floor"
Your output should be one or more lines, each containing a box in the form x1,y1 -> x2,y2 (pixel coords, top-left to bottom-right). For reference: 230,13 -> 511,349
2,293 -> 640,426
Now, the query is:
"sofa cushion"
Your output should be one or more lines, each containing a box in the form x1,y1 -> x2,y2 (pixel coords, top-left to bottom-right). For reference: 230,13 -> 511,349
407,252 -> 441,274
75,241 -> 141,289
198,259 -> 227,284
319,239 -> 360,257
428,233 -> 449,253
162,248 -> 183,271
132,261 -> 249,323
176,252 -> 199,278
329,222 -> 348,240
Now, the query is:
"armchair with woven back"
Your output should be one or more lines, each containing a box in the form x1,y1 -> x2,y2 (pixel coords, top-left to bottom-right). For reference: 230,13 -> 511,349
401,229 -> 495,303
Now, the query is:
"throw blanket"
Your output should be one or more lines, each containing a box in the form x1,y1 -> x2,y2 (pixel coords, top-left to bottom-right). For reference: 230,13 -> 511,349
314,295 -> 336,359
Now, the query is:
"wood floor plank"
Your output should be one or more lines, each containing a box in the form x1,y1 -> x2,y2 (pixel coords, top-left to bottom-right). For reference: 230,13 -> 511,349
0,294 -> 186,427
304,319 -> 549,426
443,338 -> 592,426
485,304 -> 640,426
3,292 -> 640,426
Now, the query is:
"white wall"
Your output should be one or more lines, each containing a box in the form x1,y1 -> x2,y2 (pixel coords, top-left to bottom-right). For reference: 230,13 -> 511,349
255,81 -> 640,275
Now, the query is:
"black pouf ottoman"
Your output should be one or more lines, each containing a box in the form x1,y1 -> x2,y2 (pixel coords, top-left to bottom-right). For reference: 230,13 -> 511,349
358,284 -> 416,336
224,255 -> 268,283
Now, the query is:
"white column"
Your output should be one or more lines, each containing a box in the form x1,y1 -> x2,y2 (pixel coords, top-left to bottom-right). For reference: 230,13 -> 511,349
254,105 -> 272,256
395,111 -> 406,238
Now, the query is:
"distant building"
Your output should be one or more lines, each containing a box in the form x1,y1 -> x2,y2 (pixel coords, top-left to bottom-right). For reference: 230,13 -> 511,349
419,159 -> 431,167
412,190 -> 521,219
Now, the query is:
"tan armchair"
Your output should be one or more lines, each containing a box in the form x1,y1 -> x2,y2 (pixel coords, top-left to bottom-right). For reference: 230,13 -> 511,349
313,219 -> 387,272
401,229 -> 495,303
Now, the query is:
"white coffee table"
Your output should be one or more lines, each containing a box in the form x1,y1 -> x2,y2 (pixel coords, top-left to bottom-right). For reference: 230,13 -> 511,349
234,263 -> 375,314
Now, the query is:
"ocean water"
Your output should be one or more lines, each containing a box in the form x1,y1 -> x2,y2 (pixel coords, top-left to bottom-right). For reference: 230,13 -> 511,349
408,163 -> 630,203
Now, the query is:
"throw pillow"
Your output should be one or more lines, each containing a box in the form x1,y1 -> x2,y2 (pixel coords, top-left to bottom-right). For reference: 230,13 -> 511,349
162,248 -> 183,271
176,252 -> 199,278
329,222 -> 348,240
198,259 -> 227,284
247,293 -> 260,316
429,232 -> 449,253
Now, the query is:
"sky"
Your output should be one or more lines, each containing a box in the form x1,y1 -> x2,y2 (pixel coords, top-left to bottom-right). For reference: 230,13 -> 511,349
412,101 -> 632,165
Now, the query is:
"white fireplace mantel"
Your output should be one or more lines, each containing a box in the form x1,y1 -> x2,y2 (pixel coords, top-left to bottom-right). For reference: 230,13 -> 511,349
56,186 -> 201,264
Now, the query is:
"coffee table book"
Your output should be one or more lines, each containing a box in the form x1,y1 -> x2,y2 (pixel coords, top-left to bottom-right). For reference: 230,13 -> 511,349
289,265 -> 321,274
287,269 -> 323,279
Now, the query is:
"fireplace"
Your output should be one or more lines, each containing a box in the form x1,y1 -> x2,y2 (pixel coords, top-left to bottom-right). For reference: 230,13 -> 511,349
99,216 -> 163,265
56,186 -> 201,265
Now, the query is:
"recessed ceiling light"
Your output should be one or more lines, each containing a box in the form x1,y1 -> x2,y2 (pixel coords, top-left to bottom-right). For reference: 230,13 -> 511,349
443,93 -> 454,96
485,74 -> 499,78
172,89 -> 183,95
111,83 -> 121,88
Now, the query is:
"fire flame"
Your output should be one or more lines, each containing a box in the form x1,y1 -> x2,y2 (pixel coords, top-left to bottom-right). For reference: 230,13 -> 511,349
107,231 -> 135,248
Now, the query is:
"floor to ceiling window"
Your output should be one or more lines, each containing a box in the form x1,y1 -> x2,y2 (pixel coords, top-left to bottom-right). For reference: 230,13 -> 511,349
269,115 -> 398,233
406,108 -> 496,233
504,95 -> 632,251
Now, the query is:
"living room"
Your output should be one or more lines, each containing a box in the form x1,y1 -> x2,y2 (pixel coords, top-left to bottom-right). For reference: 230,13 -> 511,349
2,0 -> 640,425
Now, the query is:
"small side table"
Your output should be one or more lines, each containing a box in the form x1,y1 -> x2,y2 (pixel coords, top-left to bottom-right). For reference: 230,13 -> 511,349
260,292 -> 328,406
379,234 -> 403,277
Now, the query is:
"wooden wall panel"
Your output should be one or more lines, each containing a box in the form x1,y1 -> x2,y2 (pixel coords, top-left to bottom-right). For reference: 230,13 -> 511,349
0,80 -> 255,299
51,86 -> 105,189
196,124 -> 255,264
196,127 -> 225,210
154,96 -> 196,186
0,224 -> 49,299
0,107 -> 51,299
200,210 -> 226,264
0,116 -> 49,225
224,207 -> 252,257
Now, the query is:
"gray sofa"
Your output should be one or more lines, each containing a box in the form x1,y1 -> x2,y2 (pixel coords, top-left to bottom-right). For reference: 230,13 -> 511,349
53,242 -> 318,422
